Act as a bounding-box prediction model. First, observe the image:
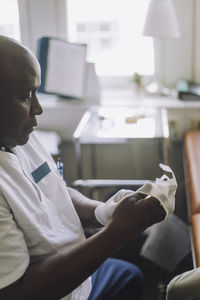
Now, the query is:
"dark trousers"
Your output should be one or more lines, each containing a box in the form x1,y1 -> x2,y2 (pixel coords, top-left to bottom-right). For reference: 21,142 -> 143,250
88,258 -> 144,300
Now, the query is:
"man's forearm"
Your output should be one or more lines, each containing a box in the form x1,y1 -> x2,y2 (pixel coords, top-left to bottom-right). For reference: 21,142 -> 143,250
67,187 -> 102,228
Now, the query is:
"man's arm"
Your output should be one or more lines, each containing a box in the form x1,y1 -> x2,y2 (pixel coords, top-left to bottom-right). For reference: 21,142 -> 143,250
67,186 -> 102,228
0,194 -> 165,300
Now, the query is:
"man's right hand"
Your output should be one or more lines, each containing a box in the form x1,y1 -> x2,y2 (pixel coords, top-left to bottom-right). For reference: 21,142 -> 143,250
107,192 -> 166,243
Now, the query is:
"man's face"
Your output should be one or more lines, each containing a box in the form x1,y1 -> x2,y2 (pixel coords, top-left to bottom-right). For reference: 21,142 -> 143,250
0,52 -> 43,148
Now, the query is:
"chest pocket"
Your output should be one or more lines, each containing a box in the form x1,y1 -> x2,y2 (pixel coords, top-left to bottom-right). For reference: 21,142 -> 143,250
31,161 -> 73,224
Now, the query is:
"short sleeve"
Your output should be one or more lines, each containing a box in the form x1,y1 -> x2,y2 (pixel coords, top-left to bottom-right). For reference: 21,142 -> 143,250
0,192 -> 30,289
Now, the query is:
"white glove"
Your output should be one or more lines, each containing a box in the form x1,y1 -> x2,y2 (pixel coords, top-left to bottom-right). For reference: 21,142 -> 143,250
95,189 -> 136,225
95,164 -> 178,225
137,163 -> 177,220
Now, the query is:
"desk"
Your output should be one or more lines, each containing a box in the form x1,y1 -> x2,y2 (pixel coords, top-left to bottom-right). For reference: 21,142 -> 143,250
37,91 -> 200,140
73,106 -> 169,179
36,91 -> 200,187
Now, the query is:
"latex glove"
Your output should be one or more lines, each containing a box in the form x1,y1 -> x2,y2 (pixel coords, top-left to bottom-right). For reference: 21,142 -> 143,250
95,164 -> 178,225
95,189 -> 136,226
137,163 -> 177,220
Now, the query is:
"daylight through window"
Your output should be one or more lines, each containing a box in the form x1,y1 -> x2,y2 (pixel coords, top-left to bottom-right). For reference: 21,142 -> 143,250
67,0 -> 154,76
0,0 -> 20,41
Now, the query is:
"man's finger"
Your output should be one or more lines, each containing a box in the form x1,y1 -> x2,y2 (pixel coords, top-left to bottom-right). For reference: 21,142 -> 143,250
127,192 -> 146,201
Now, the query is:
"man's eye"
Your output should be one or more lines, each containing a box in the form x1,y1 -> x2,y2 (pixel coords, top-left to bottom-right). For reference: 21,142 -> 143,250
24,96 -> 31,101
21,92 -> 32,101
21,97 -> 31,102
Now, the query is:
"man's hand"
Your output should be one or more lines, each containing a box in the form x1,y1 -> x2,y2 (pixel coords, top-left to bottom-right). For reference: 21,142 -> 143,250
107,192 -> 166,242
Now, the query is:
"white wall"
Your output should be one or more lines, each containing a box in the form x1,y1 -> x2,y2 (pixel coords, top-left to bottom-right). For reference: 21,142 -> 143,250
162,0 -> 194,86
161,0 -> 200,86
18,0 -> 68,53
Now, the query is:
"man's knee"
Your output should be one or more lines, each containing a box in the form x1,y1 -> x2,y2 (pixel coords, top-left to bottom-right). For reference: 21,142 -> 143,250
125,262 -> 144,285
89,258 -> 144,300
110,258 -> 143,284
116,259 -> 144,297
109,259 -> 144,299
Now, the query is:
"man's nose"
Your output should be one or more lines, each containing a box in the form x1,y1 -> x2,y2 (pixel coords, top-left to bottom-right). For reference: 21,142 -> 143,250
31,94 -> 43,116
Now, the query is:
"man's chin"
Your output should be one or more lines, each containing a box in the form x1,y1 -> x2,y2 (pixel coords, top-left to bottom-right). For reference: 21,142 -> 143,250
19,133 -> 31,146
2,132 -> 33,148
12,133 -> 31,148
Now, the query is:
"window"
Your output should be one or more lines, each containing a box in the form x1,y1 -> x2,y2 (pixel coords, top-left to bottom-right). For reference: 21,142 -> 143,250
67,0 -> 153,76
0,0 -> 20,41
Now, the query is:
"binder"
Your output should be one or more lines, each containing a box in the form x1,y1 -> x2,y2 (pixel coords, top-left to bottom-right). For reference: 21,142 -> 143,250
37,37 -> 87,99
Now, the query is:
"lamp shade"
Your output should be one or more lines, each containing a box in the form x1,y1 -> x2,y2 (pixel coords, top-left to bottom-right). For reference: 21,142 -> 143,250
143,0 -> 180,38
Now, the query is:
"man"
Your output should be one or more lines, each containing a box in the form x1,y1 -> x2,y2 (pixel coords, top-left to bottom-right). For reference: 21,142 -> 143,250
0,36 -> 165,300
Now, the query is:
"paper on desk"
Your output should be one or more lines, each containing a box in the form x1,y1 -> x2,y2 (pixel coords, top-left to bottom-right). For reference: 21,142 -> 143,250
45,38 -> 86,99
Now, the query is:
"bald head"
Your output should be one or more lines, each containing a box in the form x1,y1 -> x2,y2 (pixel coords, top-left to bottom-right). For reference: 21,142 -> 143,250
0,35 -> 28,57
0,35 -> 37,64
0,36 -> 42,148
0,36 -> 40,91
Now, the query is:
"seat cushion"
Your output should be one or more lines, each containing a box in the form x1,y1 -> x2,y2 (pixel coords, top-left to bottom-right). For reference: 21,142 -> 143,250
191,213 -> 200,267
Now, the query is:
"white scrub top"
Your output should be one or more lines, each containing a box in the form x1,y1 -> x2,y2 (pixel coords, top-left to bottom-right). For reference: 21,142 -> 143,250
0,132 -> 92,300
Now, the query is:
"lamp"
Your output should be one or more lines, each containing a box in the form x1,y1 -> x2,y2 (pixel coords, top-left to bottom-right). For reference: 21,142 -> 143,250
143,0 -> 181,95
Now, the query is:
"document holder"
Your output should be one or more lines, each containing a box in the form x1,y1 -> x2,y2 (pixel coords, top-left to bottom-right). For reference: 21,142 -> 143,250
37,36 -> 87,99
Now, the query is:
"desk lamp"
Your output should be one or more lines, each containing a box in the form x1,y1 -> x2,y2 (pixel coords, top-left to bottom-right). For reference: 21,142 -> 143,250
143,0 -> 180,95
